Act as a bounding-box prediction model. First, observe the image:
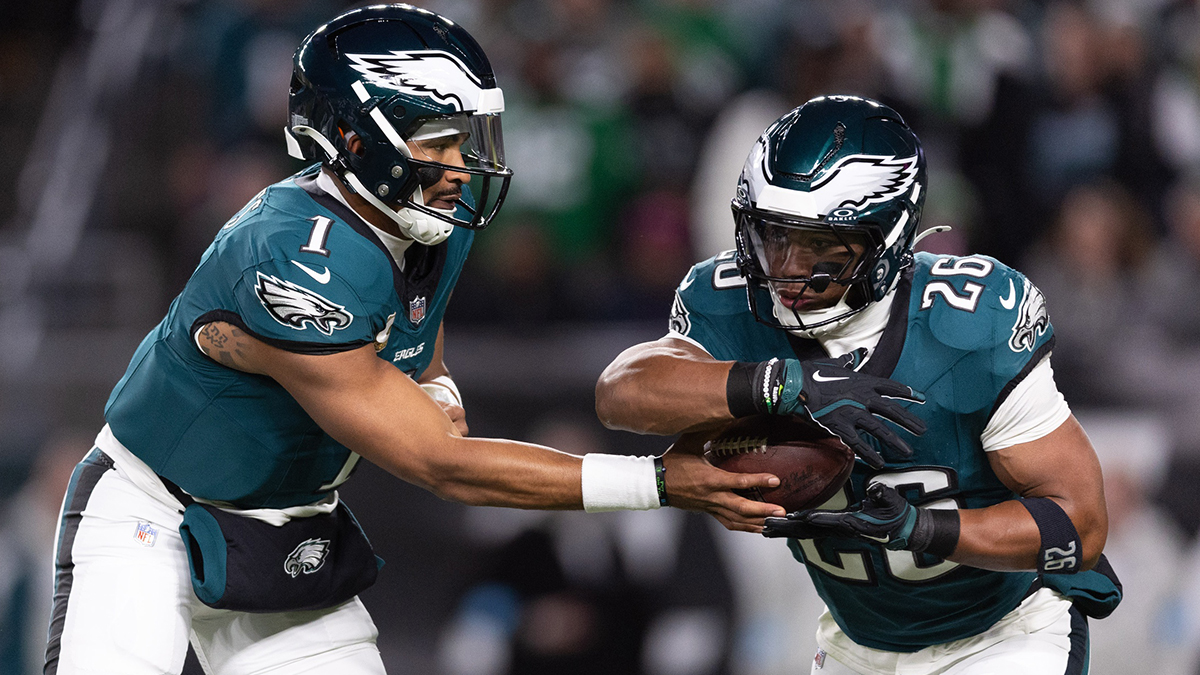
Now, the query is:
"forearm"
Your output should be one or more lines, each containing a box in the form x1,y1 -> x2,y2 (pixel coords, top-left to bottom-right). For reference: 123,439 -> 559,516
291,356 -> 583,508
947,497 -> 1105,572
595,342 -> 734,435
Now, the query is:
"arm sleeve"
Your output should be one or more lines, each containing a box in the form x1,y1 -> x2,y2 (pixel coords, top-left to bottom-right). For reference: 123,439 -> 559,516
981,356 -> 1072,451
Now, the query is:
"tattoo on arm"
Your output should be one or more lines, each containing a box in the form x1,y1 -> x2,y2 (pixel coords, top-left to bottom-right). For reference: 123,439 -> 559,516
197,322 -> 254,372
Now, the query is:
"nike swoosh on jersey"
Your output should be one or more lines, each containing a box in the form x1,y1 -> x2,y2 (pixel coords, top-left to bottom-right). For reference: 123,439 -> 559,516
291,260 -> 331,284
999,278 -> 1017,310
679,269 -> 695,291
862,534 -> 890,544
812,371 -> 850,382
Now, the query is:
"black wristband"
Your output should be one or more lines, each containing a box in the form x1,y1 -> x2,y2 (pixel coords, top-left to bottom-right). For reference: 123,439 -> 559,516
911,509 -> 960,558
1020,497 -> 1083,574
654,456 -> 668,507
726,361 -> 767,417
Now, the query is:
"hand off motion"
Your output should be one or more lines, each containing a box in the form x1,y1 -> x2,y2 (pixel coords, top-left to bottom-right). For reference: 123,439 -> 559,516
762,482 -> 941,552
662,450 -> 787,533
762,353 -> 926,468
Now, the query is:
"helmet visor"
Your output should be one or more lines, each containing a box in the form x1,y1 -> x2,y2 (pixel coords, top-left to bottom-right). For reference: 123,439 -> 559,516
405,112 -> 512,229
744,216 -> 872,286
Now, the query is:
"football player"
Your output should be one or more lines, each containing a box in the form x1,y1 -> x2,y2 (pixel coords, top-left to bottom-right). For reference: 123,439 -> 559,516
43,6 -> 783,674
596,95 -> 1120,674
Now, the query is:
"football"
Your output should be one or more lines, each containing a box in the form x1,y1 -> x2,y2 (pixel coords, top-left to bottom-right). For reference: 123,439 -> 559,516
704,415 -> 854,512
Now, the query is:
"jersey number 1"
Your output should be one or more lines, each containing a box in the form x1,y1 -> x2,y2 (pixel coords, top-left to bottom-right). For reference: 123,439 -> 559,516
301,216 -> 333,257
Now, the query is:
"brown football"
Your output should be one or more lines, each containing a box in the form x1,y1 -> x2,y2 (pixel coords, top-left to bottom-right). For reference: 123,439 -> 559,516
704,415 -> 854,512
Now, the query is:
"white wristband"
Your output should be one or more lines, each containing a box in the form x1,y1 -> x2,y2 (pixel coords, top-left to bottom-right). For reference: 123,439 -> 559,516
581,453 -> 661,512
420,375 -> 462,407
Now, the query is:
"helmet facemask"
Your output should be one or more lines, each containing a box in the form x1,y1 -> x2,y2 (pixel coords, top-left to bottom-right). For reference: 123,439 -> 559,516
397,111 -> 510,231
735,206 -> 880,331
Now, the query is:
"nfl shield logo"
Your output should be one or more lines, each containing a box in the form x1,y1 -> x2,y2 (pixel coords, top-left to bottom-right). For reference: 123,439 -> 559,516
409,296 -> 427,326
135,521 -> 158,547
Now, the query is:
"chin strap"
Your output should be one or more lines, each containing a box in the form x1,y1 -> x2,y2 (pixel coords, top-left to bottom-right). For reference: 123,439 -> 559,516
289,125 -> 455,246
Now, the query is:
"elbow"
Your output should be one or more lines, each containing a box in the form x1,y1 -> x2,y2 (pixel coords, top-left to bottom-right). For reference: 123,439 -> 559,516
594,368 -> 631,431
1078,508 -> 1108,572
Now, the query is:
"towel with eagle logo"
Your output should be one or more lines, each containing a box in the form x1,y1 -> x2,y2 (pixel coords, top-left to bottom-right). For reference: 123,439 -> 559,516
103,163 -> 473,509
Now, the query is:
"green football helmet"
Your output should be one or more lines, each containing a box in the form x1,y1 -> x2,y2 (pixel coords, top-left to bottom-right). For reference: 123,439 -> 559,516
286,4 -> 512,245
732,95 -> 926,331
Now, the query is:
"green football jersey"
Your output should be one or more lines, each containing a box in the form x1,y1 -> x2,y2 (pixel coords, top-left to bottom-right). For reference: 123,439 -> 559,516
671,251 -> 1055,651
104,165 -> 472,508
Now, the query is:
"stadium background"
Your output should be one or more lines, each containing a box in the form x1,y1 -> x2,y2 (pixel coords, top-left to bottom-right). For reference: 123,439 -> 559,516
2,0 -> 1200,673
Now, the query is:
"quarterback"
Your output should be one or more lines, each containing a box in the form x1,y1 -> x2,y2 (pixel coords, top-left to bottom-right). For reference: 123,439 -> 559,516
43,6 -> 782,675
596,95 -> 1120,674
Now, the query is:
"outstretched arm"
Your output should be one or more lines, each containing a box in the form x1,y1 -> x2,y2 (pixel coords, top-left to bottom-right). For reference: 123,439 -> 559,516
196,321 -> 784,518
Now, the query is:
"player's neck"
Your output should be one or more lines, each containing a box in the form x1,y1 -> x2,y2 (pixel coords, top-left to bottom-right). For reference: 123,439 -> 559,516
800,290 -> 895,361
316,168 -> 415,267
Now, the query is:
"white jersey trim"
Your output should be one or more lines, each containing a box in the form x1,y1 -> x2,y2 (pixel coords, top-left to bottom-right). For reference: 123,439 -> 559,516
664,331 -> 715,356
96,424 -> 338,525
981,356 -> 1071,451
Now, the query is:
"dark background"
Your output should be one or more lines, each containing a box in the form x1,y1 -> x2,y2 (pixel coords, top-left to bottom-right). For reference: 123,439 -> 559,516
3,1 -> 1200,673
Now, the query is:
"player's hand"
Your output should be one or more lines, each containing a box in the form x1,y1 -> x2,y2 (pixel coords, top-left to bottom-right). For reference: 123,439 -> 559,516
661,450 -> 786,533
422,383 -> 468,436
761,354 -> 926,468
762,483 -> 931,550
438,402 -> 468,436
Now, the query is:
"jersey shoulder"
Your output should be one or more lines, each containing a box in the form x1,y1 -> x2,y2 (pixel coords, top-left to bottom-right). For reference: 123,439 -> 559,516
216,176 -> 396,299
669,251 -> 786,361
673,250 -> 753,318
197,176 -> 398,346
909,251 -> 1052,357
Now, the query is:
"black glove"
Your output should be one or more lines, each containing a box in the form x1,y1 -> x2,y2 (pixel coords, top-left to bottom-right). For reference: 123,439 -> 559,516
762,483 -> 958,558
753,354 -> 926,468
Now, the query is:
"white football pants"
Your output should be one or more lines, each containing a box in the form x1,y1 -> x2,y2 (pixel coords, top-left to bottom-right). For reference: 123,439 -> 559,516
44,448 -> 386,674
809,588 -> 1086,675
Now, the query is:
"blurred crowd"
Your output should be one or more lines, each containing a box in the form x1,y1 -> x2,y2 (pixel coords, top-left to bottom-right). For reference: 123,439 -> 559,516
5,0 -> 1200,673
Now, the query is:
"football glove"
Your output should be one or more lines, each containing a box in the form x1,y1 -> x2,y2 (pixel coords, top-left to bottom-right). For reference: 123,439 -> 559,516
763,478 -> 931,547
758,355 -> 926,469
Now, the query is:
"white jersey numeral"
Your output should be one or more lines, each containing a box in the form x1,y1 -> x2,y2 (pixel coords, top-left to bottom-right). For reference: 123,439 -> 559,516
929,256 -> 994,278
795,468 -> 962,585
301,216 -> 334,257
920,280 -> 984,312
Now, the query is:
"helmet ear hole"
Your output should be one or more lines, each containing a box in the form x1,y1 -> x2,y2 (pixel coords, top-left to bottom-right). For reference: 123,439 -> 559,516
338,123 -> 366,157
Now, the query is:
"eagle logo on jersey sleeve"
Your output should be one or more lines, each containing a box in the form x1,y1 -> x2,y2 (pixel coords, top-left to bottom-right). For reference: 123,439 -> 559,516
284,537 -> 330,577
669,290 -> 691,336
255,272 -> 353,336
1008,278 -> 1049,352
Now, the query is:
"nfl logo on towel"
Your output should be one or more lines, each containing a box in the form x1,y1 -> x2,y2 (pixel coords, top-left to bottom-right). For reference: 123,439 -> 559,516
135,521 -> 158,547
409,296 -> 426,326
